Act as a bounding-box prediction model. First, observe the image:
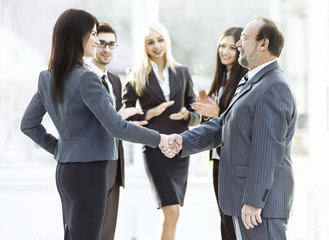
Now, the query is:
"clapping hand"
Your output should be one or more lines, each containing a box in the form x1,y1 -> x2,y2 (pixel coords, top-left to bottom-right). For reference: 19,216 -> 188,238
118,103 -> 143,120
169,107 -> 189,121
191,89 -> 219,118
158,134 -> 183,158
146,101 -> 175,120
118,103 -> 148,126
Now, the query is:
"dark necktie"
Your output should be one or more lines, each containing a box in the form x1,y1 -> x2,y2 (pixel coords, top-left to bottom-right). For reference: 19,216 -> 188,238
101,75 -> 110,92
234,74 -> 248,96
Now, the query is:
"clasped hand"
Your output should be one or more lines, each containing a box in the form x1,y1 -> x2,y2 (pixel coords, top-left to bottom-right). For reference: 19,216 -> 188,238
158,134 -> 183,158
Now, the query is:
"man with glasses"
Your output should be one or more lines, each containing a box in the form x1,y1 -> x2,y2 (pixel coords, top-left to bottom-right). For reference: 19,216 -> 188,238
87,22 -> 147,240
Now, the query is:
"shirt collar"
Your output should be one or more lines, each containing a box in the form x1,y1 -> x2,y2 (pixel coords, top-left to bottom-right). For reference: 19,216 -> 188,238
248,59 -> 277,80
86,60 -> 107,79
150,60 -> 169,72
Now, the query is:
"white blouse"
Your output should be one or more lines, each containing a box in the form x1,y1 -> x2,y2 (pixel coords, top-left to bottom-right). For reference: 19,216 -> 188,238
151,61 -> 170,101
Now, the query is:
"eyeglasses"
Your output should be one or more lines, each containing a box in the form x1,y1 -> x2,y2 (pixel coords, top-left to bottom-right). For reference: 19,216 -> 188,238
98,40 -> 118,49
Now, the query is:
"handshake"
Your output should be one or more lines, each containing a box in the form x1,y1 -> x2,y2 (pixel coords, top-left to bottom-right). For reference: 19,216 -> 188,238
158,134 -> 183,158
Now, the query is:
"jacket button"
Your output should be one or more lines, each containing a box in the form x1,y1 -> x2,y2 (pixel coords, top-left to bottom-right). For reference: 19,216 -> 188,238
221,142 -> 224,147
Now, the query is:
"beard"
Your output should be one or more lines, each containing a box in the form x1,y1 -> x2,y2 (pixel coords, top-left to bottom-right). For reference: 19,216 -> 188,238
96,53 -> 111,65
238,55 -> 249,68
238,46 -> 257,68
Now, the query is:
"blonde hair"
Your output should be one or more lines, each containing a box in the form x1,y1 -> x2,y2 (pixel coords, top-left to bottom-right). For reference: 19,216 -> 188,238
128,23 -> 181,96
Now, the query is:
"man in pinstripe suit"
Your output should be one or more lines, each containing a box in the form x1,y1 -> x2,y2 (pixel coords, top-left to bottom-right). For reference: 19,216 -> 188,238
162,17 -> 297,240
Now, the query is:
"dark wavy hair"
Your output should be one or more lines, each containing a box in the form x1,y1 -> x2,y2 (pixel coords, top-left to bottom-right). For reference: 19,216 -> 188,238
208,27 -> 248,112
48,9 -> 99,103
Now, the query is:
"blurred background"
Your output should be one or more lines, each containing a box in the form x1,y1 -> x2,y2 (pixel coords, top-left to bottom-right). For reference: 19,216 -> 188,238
0,0 -> 328,239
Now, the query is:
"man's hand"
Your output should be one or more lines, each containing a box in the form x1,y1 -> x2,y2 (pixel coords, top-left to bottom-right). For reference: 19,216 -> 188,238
241,204 -> 262,229
118,103 -> 144,120
158,134 -> 176,158
159,134 -> 183,158
169,107 -> 189,121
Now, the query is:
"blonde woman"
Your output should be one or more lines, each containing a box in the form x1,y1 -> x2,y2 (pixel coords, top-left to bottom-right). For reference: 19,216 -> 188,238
123,23 -> 200,239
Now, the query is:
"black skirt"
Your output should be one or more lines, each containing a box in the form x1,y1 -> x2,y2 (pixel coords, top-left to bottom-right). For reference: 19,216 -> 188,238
143,146 -> 190,208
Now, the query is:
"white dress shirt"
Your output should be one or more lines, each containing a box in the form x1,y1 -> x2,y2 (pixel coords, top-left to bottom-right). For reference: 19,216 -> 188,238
86,60 -> 116,105
151,61 -> 170,101
247,59 -> 277,81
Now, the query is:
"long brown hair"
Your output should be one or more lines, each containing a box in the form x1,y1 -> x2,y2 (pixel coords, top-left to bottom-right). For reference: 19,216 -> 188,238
209,27 -> 248,113
48,9 -> 99,103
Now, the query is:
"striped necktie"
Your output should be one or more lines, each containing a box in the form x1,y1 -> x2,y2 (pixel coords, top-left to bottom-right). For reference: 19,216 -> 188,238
234,74 -> 248,96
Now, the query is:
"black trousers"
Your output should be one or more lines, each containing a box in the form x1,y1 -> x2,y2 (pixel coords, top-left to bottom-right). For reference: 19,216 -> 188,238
212,160 -> 237,240
56,161 -> 108,240
100,160 -> 120,240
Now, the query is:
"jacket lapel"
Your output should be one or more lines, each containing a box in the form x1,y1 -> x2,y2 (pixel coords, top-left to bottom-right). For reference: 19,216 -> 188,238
107,72 -> 121,111
169,68 -> 178,100
223,61 -> 280,116
148,70 -> 167,102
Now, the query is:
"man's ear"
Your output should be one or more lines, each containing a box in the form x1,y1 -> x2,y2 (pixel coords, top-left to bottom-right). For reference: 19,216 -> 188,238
259,39 -> 269,51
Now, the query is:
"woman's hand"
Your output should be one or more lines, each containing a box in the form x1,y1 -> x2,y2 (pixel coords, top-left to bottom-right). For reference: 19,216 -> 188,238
192,90 -> 219,118
145,100 -> 175,120
118,103 -> 144,120
196,89 -> 209,103
169,107 -> 189,121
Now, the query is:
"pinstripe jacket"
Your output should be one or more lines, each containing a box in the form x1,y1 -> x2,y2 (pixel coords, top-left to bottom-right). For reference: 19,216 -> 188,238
20,65 -> 160,163
180,61 -> 297,218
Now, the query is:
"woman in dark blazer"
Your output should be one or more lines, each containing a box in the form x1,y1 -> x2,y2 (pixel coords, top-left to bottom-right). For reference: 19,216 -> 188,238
20,9 -> 169,240
123,23 -> 200,240
191,27 -> 248,240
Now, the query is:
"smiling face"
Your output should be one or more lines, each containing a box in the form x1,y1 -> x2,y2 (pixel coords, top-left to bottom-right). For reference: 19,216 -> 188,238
145,29 -> 166,61
83,25 -> 99,58
236,20 -> 263,70
94,32 -> 116,65
218,35 -> 238,71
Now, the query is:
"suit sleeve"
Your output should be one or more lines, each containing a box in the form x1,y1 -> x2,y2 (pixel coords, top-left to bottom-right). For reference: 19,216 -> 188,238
243,81 -> 295,208
20,81 -> 58,155
79,71 -> 160,147
122,81 -> 147,121
183,67 -> 200,126
180,117 -> 223,157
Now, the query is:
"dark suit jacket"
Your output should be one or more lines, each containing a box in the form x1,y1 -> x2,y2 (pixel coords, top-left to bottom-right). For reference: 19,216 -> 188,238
107,71 -> 125,187
123,66 -> 200,134
180,61 -> 297,218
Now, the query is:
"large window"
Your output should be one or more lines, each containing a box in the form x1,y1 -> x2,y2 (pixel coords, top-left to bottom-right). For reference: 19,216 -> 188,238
1,0 -> 329,239
1,0 -> 326,175
0,0 -> 133,168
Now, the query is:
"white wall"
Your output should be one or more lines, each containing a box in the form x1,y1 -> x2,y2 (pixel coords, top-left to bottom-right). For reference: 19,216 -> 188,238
0,162 -> 322,240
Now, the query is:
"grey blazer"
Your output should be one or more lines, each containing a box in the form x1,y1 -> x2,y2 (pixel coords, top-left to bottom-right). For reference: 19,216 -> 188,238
21,65 -> 160,163
180,61 -> 297,218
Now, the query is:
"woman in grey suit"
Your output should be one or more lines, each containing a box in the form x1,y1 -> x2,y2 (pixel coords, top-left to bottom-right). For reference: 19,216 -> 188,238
123,23 -> 200,240
192,27 -> 247,240
20,9 -> 168,240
